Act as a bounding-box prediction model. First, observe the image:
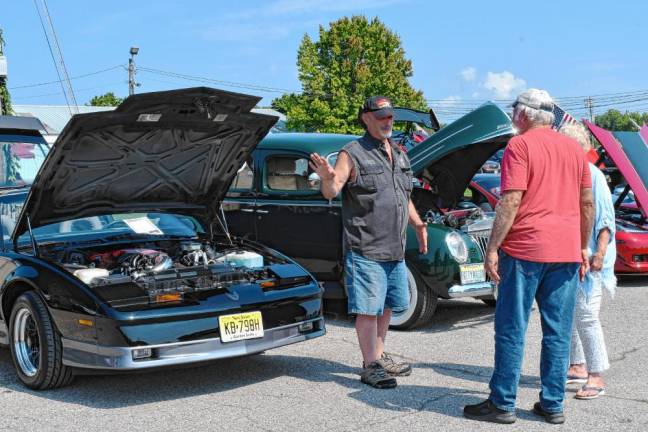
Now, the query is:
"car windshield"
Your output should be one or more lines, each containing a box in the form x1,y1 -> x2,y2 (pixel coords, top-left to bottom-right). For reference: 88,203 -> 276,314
1,192 -> 203,243
0,140 -> 49,187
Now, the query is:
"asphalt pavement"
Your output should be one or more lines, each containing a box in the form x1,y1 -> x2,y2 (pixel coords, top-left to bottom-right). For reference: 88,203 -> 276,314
0,278 -> 646,431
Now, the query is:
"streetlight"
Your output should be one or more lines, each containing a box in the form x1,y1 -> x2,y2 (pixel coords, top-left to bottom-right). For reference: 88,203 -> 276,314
128,46 -> 140,96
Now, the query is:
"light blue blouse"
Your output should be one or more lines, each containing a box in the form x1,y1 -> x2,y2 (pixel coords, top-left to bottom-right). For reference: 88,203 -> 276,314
581,164 -> 617,298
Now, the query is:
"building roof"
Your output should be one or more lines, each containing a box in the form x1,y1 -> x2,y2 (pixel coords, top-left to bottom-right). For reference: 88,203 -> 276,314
13,104 -> 114,135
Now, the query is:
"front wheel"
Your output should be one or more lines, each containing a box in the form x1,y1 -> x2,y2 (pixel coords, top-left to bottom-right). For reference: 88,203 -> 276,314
9,291 -> 74,389
390,266 -> 438,330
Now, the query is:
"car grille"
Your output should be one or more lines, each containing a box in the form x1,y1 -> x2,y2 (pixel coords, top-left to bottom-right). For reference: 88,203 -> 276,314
469,232 -> 491,282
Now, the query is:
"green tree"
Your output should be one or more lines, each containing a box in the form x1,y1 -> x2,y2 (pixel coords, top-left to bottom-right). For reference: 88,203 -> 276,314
88,92 -> 123,107
594,109 -> 648,131
0,28 -> 13,115
272,16 -> 427,134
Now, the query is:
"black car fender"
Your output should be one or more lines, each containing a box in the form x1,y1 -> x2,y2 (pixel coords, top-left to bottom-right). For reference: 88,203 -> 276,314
0,255 -> 102,325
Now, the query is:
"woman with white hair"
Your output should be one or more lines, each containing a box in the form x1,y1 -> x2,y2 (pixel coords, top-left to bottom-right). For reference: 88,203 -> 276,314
559,122 -> 616,400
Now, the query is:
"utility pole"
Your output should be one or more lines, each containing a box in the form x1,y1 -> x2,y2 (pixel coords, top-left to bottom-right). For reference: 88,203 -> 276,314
128,46 -> 139,96
34,0 -> 78,115
585,96 -> 595,122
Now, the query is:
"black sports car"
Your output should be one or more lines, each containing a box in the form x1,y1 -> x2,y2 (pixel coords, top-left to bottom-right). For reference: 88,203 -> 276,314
0,88 -> 325,389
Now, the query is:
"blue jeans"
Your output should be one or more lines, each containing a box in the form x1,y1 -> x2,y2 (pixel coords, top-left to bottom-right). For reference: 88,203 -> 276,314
344,251 -> 409,316
489,252 -> 579,413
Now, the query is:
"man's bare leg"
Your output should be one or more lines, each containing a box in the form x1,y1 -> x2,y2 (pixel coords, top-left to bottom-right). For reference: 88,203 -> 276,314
376,309 -> 392,359
355,314 -> 378,365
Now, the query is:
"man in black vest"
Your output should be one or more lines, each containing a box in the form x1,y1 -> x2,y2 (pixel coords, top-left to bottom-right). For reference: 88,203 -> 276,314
310,96 -> 428,388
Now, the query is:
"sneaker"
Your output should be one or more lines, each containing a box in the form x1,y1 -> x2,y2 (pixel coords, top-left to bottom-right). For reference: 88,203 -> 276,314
377,352 -> 412,376
360,361 -> 397,389
533,402 -> 565,424
463,399 -> 516,424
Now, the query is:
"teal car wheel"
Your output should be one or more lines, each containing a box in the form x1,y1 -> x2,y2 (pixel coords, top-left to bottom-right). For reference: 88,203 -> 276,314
390,266 -> 438,330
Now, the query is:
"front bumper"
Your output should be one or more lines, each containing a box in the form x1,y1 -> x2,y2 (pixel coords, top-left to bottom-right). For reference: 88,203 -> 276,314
61,317 -> 325,370
447,281 -> 493,298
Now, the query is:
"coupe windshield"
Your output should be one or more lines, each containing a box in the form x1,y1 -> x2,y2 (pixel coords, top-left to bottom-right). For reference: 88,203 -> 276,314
0,140 -> 49,187
1,190 -> 204,242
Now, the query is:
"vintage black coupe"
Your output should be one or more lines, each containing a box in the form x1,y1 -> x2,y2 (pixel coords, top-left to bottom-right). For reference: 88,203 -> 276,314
224,104 -> 514,329
0,88 -> 325,389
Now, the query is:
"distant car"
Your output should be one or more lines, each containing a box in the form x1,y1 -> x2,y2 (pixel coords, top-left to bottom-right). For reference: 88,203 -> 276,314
224,103 -> 514,329
391,107 -> 440,152
467,173 -> 501,211
615,220 -> 648,274
468,174 -> 648,275
478,160 -> 501,174
0,88 -> 325,390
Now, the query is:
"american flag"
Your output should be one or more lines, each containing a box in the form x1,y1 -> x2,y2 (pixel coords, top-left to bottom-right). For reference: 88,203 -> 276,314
552,103 -> 577,130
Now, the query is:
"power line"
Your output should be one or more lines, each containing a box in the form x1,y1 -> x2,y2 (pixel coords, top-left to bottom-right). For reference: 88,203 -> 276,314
138,66 -> 298,94
9,64 -> 125,90
12,81 -> 126,100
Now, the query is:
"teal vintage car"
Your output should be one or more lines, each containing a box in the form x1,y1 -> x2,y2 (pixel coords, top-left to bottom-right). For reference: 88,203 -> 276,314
224,103 -> 514,329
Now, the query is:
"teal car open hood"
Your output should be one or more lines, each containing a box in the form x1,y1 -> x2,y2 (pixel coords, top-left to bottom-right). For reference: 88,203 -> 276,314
408,103 -> 514,208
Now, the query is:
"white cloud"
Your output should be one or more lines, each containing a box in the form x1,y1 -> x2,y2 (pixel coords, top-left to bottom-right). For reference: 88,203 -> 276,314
460,67 -> 476,82
482,71 -> 526,99
471,92 -> 481,98
439,95 -> 462,107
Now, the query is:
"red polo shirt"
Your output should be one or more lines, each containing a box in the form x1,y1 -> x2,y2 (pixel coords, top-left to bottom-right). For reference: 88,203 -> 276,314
500,127 -> 592,262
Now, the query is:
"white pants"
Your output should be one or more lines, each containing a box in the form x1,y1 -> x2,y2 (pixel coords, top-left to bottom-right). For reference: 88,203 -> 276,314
570,281 -> 609,373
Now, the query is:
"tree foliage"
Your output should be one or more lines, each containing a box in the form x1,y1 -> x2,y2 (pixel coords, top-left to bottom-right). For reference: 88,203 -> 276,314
0,28 -> 13,115
88,92 -> 123,107
272,16 -> 426,134
594,109 -> 648,131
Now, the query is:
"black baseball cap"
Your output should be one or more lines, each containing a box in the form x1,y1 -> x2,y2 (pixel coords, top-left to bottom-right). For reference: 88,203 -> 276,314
360,95 -> 394,119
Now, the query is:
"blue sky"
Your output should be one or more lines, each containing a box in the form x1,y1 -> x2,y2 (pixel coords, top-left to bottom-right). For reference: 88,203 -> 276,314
3,0 -> 647,121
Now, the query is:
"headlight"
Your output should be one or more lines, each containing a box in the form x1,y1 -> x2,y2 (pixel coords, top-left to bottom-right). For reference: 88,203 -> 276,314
445,231 -> 469,263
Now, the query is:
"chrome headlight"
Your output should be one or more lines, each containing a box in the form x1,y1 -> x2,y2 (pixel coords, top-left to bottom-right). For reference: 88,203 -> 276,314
445,231 -> 468,263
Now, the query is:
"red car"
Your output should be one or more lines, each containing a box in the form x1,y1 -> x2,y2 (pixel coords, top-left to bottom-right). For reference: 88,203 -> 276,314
468,174 -> 648,275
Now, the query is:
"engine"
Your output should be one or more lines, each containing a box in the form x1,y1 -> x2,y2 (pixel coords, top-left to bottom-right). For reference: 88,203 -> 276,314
59,242 -> 277,304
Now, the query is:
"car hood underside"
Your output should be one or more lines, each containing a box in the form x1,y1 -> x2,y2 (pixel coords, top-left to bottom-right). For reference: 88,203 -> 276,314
408,103 -> 514,209
13,87 -> 277,238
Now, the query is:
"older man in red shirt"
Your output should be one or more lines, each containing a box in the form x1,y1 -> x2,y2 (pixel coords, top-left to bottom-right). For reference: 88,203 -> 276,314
464,89 -> 594,425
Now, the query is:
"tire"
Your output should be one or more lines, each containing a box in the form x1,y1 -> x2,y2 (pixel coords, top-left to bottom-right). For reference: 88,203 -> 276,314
389,266 -> 438,330
9,291 -> 74,389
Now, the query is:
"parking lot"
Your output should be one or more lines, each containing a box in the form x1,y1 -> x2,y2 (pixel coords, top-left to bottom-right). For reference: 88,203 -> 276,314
0,278 -> 646,432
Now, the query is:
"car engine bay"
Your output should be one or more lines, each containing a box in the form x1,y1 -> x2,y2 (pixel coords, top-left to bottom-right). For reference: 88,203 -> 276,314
38,239 -> 307,307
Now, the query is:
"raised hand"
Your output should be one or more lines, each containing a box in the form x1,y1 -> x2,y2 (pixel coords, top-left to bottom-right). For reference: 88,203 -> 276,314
309,153 -> 335,181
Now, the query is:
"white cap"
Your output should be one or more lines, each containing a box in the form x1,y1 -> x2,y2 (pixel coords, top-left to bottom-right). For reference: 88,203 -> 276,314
511,88 -> 554,112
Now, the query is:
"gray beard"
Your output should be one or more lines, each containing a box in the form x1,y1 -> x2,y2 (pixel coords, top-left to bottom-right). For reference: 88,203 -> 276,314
379,129 -> 393,139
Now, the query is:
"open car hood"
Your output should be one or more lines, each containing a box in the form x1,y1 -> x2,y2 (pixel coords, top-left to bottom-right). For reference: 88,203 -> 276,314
13,87 -> 277,238
584,121 -> 648,213
408,103 -> 514,208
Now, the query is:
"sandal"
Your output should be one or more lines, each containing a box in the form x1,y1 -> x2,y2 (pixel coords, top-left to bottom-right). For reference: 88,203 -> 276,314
566,374 -> 588,384
575,385 -> 606,400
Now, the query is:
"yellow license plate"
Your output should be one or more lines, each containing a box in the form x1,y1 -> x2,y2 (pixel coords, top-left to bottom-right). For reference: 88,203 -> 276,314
460,263 -> 486,285
218,311 -> 264,343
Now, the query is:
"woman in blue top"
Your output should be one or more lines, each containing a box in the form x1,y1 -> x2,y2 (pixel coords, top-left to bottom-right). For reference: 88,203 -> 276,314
560,122 -> 616,400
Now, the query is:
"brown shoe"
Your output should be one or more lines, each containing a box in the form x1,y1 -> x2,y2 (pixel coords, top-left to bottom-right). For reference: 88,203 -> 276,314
360,361 -> 397,389
377,353 -> 412,376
